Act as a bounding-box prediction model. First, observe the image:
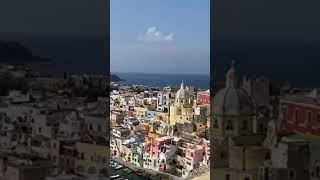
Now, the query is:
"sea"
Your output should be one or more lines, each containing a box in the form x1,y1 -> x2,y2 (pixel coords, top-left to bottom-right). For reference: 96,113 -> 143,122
113,72 -> 210,90
3,35 -> 320,89
109,167 -> 144,180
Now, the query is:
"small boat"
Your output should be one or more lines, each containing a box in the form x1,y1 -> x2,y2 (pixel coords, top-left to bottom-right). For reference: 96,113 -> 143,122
123,168 -> 129,172
111,163 -> 117,168
110,175 -> 120,179
114,165 -> 123,170
126,169 -> 132,174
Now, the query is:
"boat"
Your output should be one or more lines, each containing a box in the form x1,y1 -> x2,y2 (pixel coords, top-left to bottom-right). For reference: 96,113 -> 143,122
111,163 -> 117,168
126,169 -> 132,174
115,164 -> 123,170
123,168 -> 129,172
110,175 -> 120,179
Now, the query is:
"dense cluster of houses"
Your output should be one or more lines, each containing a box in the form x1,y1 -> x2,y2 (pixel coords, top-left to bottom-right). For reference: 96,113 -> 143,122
0,64 -> 109,180
110,81 -> 210,178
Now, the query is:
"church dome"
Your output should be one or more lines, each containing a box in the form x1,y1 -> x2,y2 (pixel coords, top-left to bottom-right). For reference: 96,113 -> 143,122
176,81 -> 189,98
213,61 -> 255,116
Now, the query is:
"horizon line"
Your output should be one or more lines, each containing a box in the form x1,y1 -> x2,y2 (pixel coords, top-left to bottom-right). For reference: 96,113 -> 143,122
111,71 -> 210,76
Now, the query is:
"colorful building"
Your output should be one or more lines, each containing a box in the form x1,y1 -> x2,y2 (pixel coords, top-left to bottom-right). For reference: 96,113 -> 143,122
280,89 -> 320,136
74,141 -> 108,176
133,106 -> 148,119
196,90 -> 210,105
169,81 -> 194,125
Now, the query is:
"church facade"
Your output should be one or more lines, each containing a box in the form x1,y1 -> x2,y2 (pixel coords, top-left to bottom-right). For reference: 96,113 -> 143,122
211,61 -> 311,180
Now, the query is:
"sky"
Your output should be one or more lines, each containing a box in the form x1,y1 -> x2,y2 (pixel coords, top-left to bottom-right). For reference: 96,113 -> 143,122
0,0 -> 107,37
212,0 -> 320,88
110,0 -> 210,75
214,0 -> 320,41
0,0 -> 109,75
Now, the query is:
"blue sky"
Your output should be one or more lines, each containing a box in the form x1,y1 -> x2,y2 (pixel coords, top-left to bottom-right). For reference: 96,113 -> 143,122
111,0 -> 210,75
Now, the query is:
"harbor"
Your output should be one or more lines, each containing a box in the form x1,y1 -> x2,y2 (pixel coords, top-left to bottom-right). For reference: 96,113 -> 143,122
110,159 -> 145,180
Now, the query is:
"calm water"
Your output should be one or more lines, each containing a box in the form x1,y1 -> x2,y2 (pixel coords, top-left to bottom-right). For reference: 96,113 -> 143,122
109,167 -> 145,180
114,72 -> 210,89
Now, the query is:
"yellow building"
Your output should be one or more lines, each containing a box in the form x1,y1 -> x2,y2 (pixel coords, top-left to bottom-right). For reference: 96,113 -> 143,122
155,112 -> 169,122
144,132 -> 162,144
169,81 -> 194,125
133,106 -> 148,118
207,117 -> 210,129
146,98 -> 157,110
138,122 -> 156,133
121,145 -> 133,162
75,142 -> 108,176
195,122 -> 207,134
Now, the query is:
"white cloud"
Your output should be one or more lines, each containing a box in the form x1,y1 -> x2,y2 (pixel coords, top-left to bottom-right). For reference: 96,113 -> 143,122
138,26 -> 174,43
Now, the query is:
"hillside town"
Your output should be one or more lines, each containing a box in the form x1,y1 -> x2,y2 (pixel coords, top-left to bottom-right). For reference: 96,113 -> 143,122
2,61 -> 320,180
0,64 -> 110,180
110,80 -> 211,179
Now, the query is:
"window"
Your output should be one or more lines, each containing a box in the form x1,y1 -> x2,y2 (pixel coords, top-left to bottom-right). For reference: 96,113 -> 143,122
317,113 -> 320,127
38,127 -> 42,133
306,111 -> 312,128
226,174 -> 230,180
226,120 -> 233,130
213,118 -> 219,128
288,169 -> 295,179
282,106 -> 287,120
264,167 -> 269,180
242,120 -> 248,130
294,109 -> 299,123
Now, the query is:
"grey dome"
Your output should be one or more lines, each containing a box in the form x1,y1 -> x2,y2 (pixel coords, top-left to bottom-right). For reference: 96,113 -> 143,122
212,60 -> 255,116
213,87 -> 255,116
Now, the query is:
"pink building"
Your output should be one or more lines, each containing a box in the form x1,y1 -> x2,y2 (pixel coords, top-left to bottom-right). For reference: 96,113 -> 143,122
180,143 -> 205,170
149,136 -> 172,158
196,91 -> 210,105
110,111 -> 125,125
128,106 -> 134,117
